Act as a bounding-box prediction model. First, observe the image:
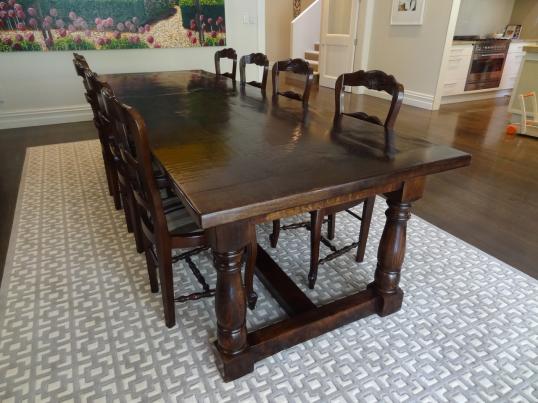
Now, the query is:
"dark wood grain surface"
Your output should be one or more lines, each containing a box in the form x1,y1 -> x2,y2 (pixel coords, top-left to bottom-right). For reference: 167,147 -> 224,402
102,70 -> 470,228
1,91 -> 535,289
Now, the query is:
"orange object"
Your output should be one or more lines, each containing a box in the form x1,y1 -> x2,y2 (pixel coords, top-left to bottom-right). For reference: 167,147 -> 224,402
506,124 -> 518,135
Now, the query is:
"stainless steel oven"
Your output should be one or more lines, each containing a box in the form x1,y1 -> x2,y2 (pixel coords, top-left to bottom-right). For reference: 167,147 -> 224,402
465,39 -> 510,91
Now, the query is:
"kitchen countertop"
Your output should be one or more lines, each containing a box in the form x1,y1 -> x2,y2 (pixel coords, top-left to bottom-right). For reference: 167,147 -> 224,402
452,39 -> 538,46
512,38 -> 538,42
452,41 -> 476,45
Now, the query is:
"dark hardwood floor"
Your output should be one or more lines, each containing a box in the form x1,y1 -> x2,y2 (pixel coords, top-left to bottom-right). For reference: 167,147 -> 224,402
0,82 -> 536,287
310,88 -> 538,280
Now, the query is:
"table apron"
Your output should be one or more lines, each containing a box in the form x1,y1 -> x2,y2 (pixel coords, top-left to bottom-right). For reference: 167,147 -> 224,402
251,181 -> 403,225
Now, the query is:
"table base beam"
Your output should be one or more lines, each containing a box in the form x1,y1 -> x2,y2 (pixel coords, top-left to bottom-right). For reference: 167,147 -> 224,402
213,244 -> 387,382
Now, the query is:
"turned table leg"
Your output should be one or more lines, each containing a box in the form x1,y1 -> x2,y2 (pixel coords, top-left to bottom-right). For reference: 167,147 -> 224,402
371,178 -> 425,316
209,222 -> 254,381
372,199 -> 411,316
214,248 -> 248,355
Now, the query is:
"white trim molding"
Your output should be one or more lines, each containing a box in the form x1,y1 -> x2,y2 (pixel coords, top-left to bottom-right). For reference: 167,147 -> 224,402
0,104 -> 92,130
363,88 -> 435,110
432,0 -> 462,110
441,89 -> 511,105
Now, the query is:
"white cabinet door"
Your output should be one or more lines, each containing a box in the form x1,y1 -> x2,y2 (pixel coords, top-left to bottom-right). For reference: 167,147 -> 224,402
501,52 -> 525,90
318,0 -> 360,89
443,46 -> 472,96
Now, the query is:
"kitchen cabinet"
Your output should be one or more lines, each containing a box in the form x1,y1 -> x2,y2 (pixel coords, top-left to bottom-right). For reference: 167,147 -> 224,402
500,43 -> 531,90
442,45 -> 473,96
441,41 -> 538,102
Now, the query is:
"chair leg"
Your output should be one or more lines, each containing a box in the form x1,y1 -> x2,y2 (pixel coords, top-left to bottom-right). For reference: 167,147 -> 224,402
308,210 -> 324,289
156,241 -> 175,328
356,196 -> 375,263
109,165 -> 122,211
245,234 -> 258,310
119,182 -> 133,233
327,213 -> 336,240
145,241 -> 159,293
126,190 -> 144,253
101,147 -> 114,197
270,219 -> 280,248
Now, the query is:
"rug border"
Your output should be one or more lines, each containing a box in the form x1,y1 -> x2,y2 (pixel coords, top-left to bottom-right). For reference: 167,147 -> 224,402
0,146 -> 29,312
0,139 -> 535,310
408,212 -> 537,284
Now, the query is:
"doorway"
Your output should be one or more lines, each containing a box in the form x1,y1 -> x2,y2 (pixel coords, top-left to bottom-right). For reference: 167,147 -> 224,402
319,0 -> 360,88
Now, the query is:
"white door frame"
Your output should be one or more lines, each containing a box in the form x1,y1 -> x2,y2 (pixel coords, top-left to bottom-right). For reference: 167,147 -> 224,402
432,0 -> 462,110
319,0 -> 360,89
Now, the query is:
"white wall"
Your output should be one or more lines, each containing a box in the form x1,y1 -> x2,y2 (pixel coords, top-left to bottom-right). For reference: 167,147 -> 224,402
358,0 -> 456,110
455,0 -> 515,36
510,0 -> 538,39
0,0 -> 263,129
291,0 -> 321,59
301,0 -> 317,13
265,0 -> 294,61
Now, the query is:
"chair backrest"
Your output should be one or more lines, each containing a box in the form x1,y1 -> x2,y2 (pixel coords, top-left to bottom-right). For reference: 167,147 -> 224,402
72,53 -> 89,77
239,53 -> 269,92
73,56 -> 92,105
84,71 -> 113,129
101,88 -> 168,241
98,85 -> 128,151
334,70 -> 404,130
272,58 -> 314,107
215,48 -> 238,81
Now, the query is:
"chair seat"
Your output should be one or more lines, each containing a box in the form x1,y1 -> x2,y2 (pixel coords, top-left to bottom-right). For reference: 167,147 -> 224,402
163,198 -> 201,235
152,158 -> 165,175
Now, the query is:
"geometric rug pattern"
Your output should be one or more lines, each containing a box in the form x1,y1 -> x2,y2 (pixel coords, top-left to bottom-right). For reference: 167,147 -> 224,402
0,140 -> 537,402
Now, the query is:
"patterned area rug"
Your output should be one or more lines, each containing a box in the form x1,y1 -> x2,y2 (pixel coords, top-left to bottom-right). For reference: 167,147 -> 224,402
1,141 -> 537,402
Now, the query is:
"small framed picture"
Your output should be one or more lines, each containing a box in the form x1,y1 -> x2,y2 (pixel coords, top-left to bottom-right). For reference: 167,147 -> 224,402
504,25 -> 522,39
391,0 -> 426,25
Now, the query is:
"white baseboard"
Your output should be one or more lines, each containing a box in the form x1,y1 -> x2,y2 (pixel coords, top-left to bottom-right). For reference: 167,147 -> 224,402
441,89 -> 511,105
0,104 -> 92,130
363,88 -> 435,110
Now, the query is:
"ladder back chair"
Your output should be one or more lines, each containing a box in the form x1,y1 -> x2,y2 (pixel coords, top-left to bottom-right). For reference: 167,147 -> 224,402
215,48 -> 238,81
95,78 -> 151,254
272,58 -> 314,107
73,56 -> 122,211
239,53 -> 269,93
271,69 -> 404,290
91,72 -> 185,254
334,69 -> 404,129
102,92 -> 259,327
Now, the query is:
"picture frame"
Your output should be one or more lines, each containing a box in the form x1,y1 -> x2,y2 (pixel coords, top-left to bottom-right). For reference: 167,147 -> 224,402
391,0 -> 426,26
504,25 -> 522,39
0,0 -> 227,52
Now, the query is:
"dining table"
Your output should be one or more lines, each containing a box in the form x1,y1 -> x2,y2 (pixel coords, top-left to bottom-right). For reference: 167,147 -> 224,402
102,70 -> 472,382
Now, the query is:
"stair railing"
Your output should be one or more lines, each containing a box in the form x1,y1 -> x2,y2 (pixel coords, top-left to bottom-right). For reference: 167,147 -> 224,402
291,0 -> 321,60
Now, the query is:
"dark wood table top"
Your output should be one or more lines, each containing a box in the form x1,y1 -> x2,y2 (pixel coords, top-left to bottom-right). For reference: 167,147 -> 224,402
103,70 -> 471,228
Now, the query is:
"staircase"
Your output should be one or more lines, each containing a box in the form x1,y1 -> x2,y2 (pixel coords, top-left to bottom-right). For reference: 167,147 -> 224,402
290,0 -> 321,86
304,43 -> 320,83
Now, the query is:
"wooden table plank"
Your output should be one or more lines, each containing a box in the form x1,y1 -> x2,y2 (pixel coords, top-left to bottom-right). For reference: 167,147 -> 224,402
101,70 -> 472,382
102,70 -> 471,228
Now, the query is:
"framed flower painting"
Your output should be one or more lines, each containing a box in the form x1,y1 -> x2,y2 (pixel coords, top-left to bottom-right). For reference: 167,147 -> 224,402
0,0 -> 226,52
